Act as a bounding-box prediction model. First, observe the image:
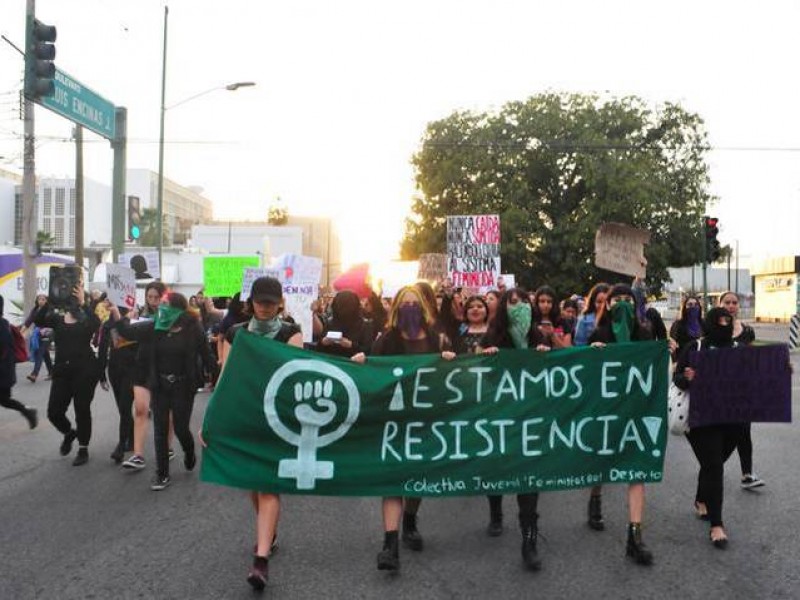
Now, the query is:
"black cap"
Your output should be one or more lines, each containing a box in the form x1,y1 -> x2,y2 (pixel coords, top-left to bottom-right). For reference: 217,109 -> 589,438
250,276 -> 282,304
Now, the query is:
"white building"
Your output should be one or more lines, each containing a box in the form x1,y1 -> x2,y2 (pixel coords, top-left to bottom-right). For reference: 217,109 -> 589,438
190,224 -> 303,258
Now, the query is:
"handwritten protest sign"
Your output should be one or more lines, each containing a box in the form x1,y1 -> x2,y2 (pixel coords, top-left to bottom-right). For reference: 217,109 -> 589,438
202,339 -> 669,496
105,264 -> 137,309
417,253 -> 448,282
447,215 -> 501,288
594,223 -> 650,278
273,254 -> 323,285
203,256 -> 260,297
118,250 -> 160,280
688,344 -> 792,427
282,283 -> 317,344
241,267 -> 285,301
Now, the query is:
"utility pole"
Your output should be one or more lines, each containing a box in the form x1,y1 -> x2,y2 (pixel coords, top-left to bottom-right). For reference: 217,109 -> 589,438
74,125 -> 84,266
21,0 -> 37,315
156,5 -> 169,274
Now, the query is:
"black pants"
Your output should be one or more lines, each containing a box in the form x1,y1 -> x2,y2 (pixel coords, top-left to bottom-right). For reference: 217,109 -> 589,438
0,386 -> 27,414
487,494 -> 539,526
152,381 -> 195,478
108,351 -> 135,450
686,424 -> 743,527
47,361 -> 99,446
736,423 -> 753,475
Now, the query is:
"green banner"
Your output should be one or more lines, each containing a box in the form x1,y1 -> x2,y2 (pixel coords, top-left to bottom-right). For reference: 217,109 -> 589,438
200,334 -> 669,497
202,256 -> 260,297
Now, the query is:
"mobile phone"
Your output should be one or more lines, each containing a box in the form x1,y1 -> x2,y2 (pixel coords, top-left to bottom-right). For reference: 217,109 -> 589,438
326,331 -> 343,343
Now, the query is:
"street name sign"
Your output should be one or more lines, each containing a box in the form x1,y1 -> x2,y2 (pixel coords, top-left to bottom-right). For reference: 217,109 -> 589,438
41,68 -> 116,139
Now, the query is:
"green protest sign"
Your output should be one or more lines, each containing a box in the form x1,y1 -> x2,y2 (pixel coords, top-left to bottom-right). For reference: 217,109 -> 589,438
202,256 -> 260,297
200,335 -> 669,497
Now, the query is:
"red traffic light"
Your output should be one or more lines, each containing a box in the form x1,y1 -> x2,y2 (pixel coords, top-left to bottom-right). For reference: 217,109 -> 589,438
705,217 -> 718,228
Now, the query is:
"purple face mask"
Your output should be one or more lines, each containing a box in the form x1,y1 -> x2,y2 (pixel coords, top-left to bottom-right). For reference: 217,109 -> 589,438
686,304 -> 702,338
397,304 -> 424,338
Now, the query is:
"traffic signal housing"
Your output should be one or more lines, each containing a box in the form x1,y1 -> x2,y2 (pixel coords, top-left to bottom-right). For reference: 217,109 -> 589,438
128,196 -> 142,241
704,216 -> 721,263
24,17 -> 57,100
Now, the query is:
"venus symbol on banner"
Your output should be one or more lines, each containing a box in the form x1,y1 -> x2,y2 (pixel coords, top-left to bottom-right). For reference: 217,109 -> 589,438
263,360 -> 361,489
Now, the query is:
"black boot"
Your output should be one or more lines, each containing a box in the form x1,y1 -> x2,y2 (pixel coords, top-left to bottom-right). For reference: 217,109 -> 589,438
377,530 -> 400,571
588,494 -> 605,531
487,495 -> 503,537
626,523 -> 653,566
520,515 -> 542,571
401,512 -> 423,551
72,446 -> 89,467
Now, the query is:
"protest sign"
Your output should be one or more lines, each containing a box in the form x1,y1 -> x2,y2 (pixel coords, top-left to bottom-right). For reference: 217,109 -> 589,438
273,254 -> 323,285
118,250 -> 160,280
688,344 -> 792,427
282,282 -> 317,344
447,215 -> 501,288
418,253 -> 448,282
105,264 -> 136,309
203,256 -> 260,297
201,338 -> 669,496
241,267 -> 285,301
594,223 -> 650,278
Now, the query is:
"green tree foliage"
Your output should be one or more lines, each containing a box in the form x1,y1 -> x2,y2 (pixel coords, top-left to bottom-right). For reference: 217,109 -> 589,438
401,93 -> 714,295
138,208 -> 170,247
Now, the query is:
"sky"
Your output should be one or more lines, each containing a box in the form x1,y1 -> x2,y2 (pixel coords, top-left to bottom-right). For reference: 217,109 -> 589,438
1,0 -> 799,270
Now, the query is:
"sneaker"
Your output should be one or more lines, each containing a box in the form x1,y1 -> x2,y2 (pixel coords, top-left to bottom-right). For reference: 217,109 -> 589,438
23,407 -> 38,430
168,448 -> 176,462
72,447 -> 89,466
150,475 -> 171,491
59,430 -> 77,456
26,374 -> 37,383
247,557 -> 269,590
122,455 -> 146,470
741,474 -> 765,489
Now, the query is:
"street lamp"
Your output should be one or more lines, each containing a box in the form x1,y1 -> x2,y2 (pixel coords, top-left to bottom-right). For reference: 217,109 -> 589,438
155,6 -> 254,274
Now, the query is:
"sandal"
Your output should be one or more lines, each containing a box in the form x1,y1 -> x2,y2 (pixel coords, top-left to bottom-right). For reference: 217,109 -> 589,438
694,501 -> 709,521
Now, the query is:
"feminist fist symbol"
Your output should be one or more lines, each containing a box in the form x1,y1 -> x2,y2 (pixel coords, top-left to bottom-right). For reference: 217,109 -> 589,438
264,360 -> 360,490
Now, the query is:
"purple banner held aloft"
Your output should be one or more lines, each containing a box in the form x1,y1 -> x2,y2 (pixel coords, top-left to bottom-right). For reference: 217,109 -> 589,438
688,344 -> 792,428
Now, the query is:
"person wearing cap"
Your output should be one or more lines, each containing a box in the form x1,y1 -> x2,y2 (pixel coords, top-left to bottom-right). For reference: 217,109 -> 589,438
587,283 -> 655,566
208,276 -> 302,591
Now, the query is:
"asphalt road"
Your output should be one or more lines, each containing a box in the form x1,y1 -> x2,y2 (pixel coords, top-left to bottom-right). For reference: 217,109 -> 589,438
0,327 -> 798,599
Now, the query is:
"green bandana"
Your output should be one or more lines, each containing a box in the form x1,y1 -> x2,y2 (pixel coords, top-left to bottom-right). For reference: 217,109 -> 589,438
507,302 -> 532,349
154,304 -> 184,331
247,316 -> 283,339
610,301 -> 634,342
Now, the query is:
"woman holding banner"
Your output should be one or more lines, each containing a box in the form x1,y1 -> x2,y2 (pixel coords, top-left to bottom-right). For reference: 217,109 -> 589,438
477,287 -> 550,570
588,283 -> 654,565
573,283 -> 609,347
673,306 -> 746,549
209,276 -> 302,591
351,285 -> 455,572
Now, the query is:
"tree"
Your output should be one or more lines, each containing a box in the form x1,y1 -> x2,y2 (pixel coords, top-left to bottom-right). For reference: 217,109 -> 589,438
138,208 -> 170,247
267,199 -> 288,225
401,93 -> 715,295
36,230 -> 55,253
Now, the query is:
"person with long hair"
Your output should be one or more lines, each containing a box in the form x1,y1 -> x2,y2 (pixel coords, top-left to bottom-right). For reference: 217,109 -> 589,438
477,287 -> 550,570
587,283 -> 654,565
454,295 -> 490,354
485,290 -> 501,324
0,295 -> 38,429
670,294 -> 704,358
361,291 -> 388,339
718,291 -> 764,489
673,306 -> 749,548
573,283 -> 609,346
112,292 -> 212,491
531,285 -> 572,348
351,285 -> 455,572
316,290 -> 373,358
121,281 -> 167,470
21,294 -> 53,382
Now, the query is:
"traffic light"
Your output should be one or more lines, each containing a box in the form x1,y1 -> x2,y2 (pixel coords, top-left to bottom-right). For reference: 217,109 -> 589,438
24,17 -> 57,100
128,196 -> 141,241
704,216 -> 721,262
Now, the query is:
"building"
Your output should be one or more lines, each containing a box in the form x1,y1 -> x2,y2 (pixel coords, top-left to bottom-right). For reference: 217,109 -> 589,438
751,255 -> 800,322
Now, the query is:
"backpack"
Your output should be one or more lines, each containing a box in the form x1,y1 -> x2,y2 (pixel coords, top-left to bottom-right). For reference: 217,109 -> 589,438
11,324 -> 28,363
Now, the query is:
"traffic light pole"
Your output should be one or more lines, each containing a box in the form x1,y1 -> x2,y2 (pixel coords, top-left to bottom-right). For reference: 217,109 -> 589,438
701,215 -> 709,311
21,0 -> 37,316
74,125 -> 84,267
111,107 -> 127,261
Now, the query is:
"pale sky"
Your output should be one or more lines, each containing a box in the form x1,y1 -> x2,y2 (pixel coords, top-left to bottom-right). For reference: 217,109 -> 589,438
2,0 -> 799,269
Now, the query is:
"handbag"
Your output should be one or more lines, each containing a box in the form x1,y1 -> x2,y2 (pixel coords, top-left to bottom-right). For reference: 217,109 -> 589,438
668,383 -> 690,435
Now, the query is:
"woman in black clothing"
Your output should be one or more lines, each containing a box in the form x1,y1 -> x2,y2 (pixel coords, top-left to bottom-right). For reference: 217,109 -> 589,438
0,295 -> 38,429
453,295 -> 489,354
111,292 -> 213,491
669,295 -> 703,358
33,282 -> 103,466
316,290 -> 373,358
477,287 -> 549,570
587,283 -> 654,565
361,291 -> 388,339
673,307 -> 746,548
351,285 -> 455,572
22,294 -> 53,382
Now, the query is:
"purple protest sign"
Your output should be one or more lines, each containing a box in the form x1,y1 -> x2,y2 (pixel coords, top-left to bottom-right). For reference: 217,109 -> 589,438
688,344 -> 792,428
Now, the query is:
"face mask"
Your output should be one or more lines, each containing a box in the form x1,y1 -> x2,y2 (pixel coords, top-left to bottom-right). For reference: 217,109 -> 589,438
704,308 -> 733,347
397,304 -> 424,338
507,302 -> 532,349
154,304 -> 184,331
610,300 -> 635,342
685,305 -> 702,338
248,315 -> 283,338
